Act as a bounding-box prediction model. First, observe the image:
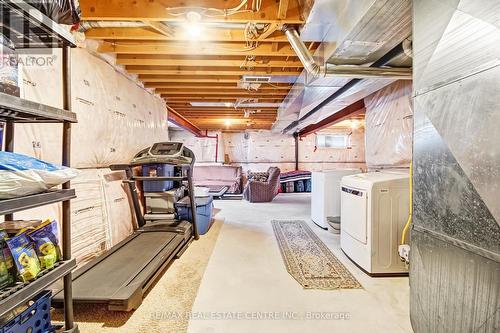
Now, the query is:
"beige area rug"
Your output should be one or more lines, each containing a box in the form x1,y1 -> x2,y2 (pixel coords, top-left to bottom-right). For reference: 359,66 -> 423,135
271,220 -> 362,290
53,219 -> 224,333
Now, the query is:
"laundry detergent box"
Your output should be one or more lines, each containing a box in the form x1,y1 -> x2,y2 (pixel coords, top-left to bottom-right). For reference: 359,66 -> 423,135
6,233 -> 41,282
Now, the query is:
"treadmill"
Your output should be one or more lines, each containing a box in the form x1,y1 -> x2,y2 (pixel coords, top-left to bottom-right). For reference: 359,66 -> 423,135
53,142 -> 199,311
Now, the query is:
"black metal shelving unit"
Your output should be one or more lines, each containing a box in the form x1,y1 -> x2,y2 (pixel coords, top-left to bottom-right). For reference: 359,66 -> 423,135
0,0 -> 78,331
0,260 -> 76,318
0,0 -> 75,48
0,189 -> 76,215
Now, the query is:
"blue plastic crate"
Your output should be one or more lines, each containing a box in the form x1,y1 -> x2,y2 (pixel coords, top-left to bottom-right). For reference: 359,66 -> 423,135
176,196 -> 214,235
1,290 -> 54,333
305,179 -> 312,192
142,164 -> 175,192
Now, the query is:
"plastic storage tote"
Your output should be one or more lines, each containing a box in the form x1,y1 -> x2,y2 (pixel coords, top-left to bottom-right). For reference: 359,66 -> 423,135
175,196 -> 214,235
295,180 -> 305,192
0,290 -> 54,333
305,179 -> 312,192
142,164 -> 175,192
145,187 -> 185,214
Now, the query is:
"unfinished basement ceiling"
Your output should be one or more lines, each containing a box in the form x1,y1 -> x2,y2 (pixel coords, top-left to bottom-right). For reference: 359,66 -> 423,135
80,0 -> 412,132
80,0 -> 315,131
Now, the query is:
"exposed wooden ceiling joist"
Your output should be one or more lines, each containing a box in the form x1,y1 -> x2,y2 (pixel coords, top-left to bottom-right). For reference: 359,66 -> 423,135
139,75 -> 245,83
98,41 -> 299,56
193,121 -> 273,128
80,0 -> 304,24
156,89 -> 289,95
186,120 -> 277,123
178,111 -> 278,115
116,56 -> 302,68
182,117 -> 277,121
278,0 -> 291,20
161,94 -> 285,101
193,119 -> 272,125
183,113 -> 277,117
144,83 -> 292,89
143,21 -> 174,36
196,125 -> 272,130
165,96 -> 285,101
179,108 -> 278,112
166,100 -> 283,104
171,106 -> 279,111
85,27 -> 288,42
80,0 -> 302,130
155,86 -> 289,95
127,67 -> 301,76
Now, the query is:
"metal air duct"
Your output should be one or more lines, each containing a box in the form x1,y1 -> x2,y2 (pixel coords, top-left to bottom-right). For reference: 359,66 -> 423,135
283,27 -> 412,80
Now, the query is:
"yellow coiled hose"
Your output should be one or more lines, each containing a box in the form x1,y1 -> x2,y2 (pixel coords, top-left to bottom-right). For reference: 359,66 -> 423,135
401,163 -> 412,245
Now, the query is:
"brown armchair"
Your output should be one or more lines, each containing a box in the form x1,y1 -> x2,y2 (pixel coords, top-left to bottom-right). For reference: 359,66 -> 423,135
243,167 -> 281,203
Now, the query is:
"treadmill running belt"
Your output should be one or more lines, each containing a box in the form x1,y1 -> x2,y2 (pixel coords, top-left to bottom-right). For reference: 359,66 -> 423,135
55,231 -> 186,311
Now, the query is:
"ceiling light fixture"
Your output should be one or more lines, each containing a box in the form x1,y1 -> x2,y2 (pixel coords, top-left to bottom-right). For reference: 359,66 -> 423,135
186,11 -> 202,22
184,11 -> 203,40
224,119 -> 232,127
224,102 -> 234,108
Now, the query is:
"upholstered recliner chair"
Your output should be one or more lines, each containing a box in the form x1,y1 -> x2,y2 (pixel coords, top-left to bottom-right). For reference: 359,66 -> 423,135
243,167 -> 281,203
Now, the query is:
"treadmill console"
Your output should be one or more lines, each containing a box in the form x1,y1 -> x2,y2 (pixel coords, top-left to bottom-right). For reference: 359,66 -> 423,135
150,142 -> 183,157
131,142 -> 195,166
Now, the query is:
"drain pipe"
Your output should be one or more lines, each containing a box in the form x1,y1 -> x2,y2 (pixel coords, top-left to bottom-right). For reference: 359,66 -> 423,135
283,27 -> 412,80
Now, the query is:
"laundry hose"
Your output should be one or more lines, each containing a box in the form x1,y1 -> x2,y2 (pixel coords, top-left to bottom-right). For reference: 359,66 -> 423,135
401,162 -> 412,245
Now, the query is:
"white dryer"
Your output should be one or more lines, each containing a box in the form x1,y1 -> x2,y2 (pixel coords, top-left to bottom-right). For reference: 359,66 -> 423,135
340,171 -> 409,276
311,169 -> 361,230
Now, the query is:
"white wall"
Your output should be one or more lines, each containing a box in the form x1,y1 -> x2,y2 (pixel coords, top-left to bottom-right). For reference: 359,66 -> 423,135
169,129 -> 223,164
11,47 -> 168,263
15,48 -> 168,167
170,127 -> 366,174
364,80 -> 413,169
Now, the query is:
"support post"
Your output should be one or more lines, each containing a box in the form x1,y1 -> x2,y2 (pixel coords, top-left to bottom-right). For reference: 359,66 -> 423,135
215,134 -> 218,163
61,46 -> 76,332
4,121 -> 14,152
294,132 -> 299,171
4,121 -> 14,221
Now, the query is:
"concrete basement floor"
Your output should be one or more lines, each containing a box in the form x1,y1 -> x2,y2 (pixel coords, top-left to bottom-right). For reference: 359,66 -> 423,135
71,193 -> 413,332
187,193 -> 413,333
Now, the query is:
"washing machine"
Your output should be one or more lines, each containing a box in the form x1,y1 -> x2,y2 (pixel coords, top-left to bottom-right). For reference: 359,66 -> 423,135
340,171 -> 409,276
311,169 -> 361,230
